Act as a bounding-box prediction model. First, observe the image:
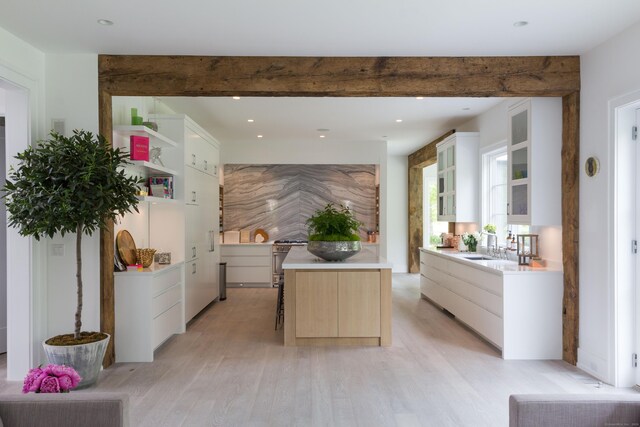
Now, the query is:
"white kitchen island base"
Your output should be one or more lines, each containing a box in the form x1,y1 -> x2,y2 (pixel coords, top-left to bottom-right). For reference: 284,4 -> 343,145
420,248 -> 563,360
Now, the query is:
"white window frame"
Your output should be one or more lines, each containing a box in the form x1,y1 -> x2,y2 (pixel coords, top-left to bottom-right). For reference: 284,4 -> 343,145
481,141 -> 508,244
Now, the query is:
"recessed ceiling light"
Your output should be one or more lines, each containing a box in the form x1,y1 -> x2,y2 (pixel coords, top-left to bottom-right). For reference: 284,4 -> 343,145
257,135 -> 263,138
247,119 -> 254,123
513,21 -> 528,27
382,136 -> 387,138
416,97 -> 424,100
232,96 -> 241,100
97,19 -> 114,26
319,135 -> 325,138
396,119 -> 403,123
462,107 -> 471,111
317,128 -> 330,132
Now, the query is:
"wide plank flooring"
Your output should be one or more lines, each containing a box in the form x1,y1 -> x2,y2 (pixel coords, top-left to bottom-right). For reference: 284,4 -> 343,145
0,274 -> 632,426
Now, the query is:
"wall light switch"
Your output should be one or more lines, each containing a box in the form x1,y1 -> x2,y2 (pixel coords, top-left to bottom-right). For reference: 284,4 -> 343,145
51,244 -> 65,257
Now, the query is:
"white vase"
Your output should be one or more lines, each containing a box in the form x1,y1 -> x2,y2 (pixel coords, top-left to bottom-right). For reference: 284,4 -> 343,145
42,334 -> 110,389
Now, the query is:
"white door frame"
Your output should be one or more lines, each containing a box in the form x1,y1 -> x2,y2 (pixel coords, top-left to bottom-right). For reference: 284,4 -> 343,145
0,62 -> 46,381
608,90 -> 640,387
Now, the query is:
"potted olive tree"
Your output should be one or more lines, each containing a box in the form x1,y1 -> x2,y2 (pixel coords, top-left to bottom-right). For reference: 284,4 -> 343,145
3,130 -> 141,388
306,203 -> 363,261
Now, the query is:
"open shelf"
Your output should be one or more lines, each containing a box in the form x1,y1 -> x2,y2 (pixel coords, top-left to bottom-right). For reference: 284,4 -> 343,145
130,161 -> 178,176
114,125 -> 178,148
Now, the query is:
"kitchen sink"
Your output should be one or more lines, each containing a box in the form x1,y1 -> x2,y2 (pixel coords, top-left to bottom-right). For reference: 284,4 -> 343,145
463,256 -> 494,261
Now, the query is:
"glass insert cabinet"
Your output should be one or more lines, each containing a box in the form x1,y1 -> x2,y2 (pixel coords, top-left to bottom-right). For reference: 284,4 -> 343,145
506,98 -> 562,226
436,132 -> 479,223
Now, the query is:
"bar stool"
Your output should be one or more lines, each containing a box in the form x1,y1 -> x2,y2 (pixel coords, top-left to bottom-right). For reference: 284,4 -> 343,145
274,278 -> 285,330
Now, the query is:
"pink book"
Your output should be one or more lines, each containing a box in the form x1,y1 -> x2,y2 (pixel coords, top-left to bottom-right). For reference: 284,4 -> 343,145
130,135 -> 149,161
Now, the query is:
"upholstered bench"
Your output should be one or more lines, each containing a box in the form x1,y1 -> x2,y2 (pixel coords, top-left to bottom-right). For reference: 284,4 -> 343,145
510,394 -> 640,427
0,393 -> 129,427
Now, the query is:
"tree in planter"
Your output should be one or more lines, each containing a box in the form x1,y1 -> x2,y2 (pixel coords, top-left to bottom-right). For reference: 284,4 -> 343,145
3,130 -> 141,344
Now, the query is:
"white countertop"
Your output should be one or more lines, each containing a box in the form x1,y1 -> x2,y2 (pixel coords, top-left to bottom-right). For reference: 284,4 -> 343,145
283,246 -> 392,269
114,261 -> 184,277
221,242 -> 274,246
420,247 -> 563,275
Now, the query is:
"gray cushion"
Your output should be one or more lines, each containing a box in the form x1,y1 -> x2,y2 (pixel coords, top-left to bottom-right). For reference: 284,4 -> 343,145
510,394 -> 640,427
0,393 -> 128,427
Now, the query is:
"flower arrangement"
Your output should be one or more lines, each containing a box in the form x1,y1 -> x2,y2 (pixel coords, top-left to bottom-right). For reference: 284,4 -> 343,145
22,364 -> 82,394
462,232 -> 481,252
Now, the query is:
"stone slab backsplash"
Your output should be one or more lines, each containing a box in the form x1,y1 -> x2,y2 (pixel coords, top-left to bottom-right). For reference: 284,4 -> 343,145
223,164 -> 376,241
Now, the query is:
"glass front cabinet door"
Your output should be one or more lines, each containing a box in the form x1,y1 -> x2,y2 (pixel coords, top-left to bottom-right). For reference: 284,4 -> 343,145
507,100 -> 531,224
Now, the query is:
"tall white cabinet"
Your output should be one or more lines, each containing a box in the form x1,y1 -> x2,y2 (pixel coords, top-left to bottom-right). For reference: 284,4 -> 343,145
436,132 -> 479,223
507,98 -> 562,226
150,114 -> 221,322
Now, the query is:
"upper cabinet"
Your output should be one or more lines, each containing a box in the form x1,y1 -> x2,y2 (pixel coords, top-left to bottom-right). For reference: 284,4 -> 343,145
436,132 -> 479,223
507,98 -> 561,226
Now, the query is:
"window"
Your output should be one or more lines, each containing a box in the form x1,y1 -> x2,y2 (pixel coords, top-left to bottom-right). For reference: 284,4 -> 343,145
482,145 -> 508,243
423,164 -> 448,247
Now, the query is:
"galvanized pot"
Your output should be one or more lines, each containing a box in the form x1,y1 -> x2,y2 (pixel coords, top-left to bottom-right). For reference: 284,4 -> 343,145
307,241 -> 361,261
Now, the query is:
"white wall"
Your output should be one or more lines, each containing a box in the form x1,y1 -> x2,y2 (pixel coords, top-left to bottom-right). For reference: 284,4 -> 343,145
579,21 -> 640,386
0,25 -> 47,380
387,155 -> 408,272
44,54 -> 101,341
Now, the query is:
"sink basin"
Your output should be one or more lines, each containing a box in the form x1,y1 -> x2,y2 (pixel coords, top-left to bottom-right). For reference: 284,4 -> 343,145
463,256 -> 494,261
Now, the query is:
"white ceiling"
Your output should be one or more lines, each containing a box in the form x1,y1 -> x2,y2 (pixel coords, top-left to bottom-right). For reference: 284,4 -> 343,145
158,96 -> 503,155
3,0 -> 640,155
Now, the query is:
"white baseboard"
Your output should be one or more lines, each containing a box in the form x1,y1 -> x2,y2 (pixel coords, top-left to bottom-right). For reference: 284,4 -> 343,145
577,347 -> 610,384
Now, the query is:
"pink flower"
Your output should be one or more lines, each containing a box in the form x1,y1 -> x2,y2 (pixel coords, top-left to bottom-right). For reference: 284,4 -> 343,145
39,376 -> 60,393
22,367 -> 43,393
22,364 -> 82,393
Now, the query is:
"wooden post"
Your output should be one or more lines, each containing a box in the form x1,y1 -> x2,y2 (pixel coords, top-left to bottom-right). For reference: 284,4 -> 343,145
562,91 -> 580,365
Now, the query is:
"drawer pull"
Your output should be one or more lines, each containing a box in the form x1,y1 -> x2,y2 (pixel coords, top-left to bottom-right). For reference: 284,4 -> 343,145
192,246 -> 196,258
191,153 -> 196,166
191,191 -> 197,203
204,159 -> 208,170
192,263 -> 197,274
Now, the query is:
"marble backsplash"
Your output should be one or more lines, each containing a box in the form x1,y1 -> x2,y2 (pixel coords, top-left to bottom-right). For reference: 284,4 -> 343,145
223,164 -> 377,241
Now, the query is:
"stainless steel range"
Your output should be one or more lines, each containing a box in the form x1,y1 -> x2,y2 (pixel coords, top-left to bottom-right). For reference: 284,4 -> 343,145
272,239 -> 307,287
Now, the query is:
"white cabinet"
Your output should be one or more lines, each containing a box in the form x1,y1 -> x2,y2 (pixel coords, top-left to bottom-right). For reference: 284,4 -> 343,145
436,132 -> 479,222
419,249 -> 562,360
150,114 -> 221,322
507,98 -> 561,226
221,244 -> 273,287
115,263 -> 186,362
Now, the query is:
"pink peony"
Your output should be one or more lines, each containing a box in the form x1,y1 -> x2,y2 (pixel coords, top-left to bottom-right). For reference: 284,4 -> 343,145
22,364 -> 82,393
39,376 -> 60,393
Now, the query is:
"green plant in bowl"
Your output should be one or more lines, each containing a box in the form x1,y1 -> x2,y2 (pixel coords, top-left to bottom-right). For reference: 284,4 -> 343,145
306,204 -> 363,261
483,224 -> 497,234
306,203 -> 362,242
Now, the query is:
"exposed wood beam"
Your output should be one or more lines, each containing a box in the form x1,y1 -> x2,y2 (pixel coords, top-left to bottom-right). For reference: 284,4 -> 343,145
98,55 -> 580,98
407,130 -> 455,273
562,92 -> 580,364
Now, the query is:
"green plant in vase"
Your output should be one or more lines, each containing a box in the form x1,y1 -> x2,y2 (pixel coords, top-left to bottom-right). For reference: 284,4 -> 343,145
462,232 -> 481,252
3,130 -> 142,388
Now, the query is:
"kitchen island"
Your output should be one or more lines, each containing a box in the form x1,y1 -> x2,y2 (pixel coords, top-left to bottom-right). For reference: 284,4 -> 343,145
419,247 -> 563,359
282,246 -> 392,347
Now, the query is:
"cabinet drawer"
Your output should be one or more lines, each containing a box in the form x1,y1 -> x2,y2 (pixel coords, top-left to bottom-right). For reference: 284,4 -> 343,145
152,284 -> 182,318
221,255 -> 271,267
152,301 -> 182,349
221,245 -> 272,256
445,275 -> 502,317
151,267 -> 182,296
227,266 -> 271,283
419,251 -> 427,265
449,262 -> 502,296
424,253 -> 449,273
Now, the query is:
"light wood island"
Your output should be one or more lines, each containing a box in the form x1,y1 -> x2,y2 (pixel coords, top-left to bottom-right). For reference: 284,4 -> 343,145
283,246 -> 392,346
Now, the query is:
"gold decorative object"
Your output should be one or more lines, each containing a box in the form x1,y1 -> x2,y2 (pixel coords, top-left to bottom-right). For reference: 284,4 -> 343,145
136,248 -> 157,268
516,234 -> 539,265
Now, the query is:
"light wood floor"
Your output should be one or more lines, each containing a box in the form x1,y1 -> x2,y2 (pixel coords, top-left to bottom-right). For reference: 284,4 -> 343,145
0,274 -> 632,426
